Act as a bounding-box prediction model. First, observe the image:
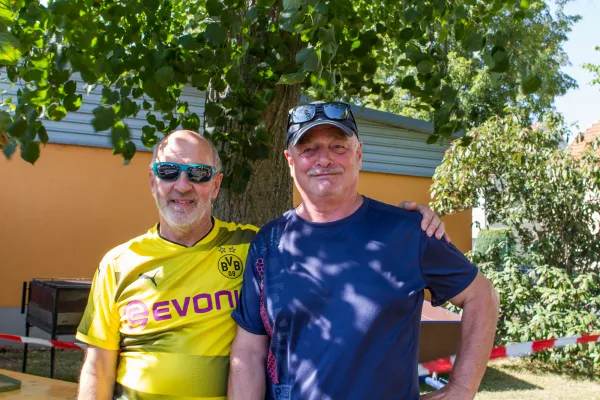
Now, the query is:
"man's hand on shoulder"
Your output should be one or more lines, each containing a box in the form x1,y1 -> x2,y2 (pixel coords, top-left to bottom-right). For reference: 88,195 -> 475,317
398,201 -> 451,243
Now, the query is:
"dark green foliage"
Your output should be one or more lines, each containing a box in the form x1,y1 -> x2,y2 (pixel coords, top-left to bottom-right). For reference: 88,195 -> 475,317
473,228 -> 512,255
433,113 -> 600,374
472,240 -> 600,375
362,1 -> 579,130
0,0 -> 548,193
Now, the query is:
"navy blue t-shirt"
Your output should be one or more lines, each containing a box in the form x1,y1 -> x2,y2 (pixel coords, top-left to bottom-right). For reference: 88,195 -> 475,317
232,197 -> 477,400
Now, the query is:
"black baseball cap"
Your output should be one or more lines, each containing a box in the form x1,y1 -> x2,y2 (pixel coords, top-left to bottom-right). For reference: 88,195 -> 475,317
286,101 -> 359,147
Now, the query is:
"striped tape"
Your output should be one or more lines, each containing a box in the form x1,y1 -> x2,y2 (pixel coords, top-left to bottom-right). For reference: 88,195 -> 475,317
0,334 -> 86,350
1,332 -> 598,374
418,333 -> 600,376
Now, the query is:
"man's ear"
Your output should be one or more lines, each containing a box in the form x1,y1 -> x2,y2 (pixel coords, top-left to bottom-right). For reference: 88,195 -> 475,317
284,149 -> 294,167
211,173 -> 224,200
149,168 -> 156,192
356,140 -> 363,163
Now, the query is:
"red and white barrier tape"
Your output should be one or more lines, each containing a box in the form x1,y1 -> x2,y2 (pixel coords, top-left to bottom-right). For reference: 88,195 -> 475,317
418,333 -> 600,376
1,331 -> 598,374
0,334 -> 86,350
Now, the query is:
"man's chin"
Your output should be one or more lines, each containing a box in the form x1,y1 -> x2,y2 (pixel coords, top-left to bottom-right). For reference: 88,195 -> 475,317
161,210 -> 202,228
307,185 -> 343,198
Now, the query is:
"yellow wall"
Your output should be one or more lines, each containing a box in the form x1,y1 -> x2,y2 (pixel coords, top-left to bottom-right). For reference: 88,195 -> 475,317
1,145 -> 471,307
0,144 -> 157,307
293,171 -> 472,254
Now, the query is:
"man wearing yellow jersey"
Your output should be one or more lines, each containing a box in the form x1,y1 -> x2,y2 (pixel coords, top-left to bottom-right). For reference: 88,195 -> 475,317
76,129 -> 447,399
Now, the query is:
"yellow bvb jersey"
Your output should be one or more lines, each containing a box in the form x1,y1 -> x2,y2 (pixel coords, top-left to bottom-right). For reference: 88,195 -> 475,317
76,218 -> 258,400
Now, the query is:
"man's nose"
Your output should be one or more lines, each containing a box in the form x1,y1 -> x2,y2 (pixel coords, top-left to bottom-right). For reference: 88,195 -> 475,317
315,147 -> 333,167
173,170 -> 193,191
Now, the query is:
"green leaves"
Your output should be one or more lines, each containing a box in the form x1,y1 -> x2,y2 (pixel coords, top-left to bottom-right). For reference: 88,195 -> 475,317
0,110 -> 11,131
111,121 -> 130,150
256,0 -> 276,6
485,46 -> 510,73
204,102 -> 223,119
155,66 -> 175,87
191,72 -> 210,89
318,27 -> 338,55
8,118 -> 27,139
416,60 -> 434,75
64,81 -> 77,95
92,107 -> 116,132
0,33 -> 22,65
296,47 -> 319,72
206,0 -> 224,17
205,23 -> 227,46
399,28 -> 414,41
1,0 -> 551,186
465,32 -> 484,53
279,9 -> 303,33
64,94 -> 82,111
283,0 -> 302,9
111,121 -> 136,162
277,72 -> 305,85
20,140 -> 40,164
141,125 -> 159,149
0,0 -> 14,25
522,74 -> 542,95
2,138 -> 17,159
360,58 -> 378,75
47,104 -> 67,121
182,113 -> 200,131
401,76 -> 416,90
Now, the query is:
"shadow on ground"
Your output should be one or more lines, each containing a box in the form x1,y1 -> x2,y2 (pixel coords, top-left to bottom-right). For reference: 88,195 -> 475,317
478,365 -> 542,392
499,358 -> 600,381
420,365 -> 542,395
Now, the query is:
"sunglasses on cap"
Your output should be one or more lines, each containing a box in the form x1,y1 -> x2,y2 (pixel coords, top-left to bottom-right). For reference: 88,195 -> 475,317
286,102 -> 358,147
287,102 -> 356,129
152,162 -> 217,183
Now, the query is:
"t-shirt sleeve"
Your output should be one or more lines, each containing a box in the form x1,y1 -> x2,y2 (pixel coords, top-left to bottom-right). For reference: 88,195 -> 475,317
231,242 -> 268,336
419,234 -> 478,307
76,261 -> 121,350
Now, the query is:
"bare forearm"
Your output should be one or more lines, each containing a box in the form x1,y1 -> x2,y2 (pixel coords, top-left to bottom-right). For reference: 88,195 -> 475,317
448,285 -> 499,397
228,349 -> 266,400
77,349 -> 117,400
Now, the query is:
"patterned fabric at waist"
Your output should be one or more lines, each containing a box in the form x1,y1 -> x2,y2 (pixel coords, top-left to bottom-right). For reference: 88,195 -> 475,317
116,352 -> 229,398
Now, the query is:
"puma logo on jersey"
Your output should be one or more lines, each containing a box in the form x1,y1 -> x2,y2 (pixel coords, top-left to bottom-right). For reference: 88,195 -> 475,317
138,271 -> 159,286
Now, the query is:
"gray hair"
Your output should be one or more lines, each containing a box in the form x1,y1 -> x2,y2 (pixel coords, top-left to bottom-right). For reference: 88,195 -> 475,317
150,130 -> 222,172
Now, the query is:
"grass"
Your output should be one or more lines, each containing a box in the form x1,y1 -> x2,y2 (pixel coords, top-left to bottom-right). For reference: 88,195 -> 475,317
420,359 -> 600,399
0,347 -> 84,383
1,348 -> 599,398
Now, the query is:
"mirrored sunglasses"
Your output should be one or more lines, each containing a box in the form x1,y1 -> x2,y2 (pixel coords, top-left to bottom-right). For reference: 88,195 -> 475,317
288,102 -> 354,127
152,162 -> 217,183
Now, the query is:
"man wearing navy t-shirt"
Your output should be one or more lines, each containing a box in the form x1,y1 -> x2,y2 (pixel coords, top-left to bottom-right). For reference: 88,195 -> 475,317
228,102 -> 499,400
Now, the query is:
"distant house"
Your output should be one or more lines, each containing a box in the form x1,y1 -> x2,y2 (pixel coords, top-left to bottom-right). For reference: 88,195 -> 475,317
569,120 -> 600,240
569,121 -> 600,158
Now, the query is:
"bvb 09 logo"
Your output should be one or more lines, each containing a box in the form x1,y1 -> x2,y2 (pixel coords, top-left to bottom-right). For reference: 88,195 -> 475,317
218,254 -> 243,279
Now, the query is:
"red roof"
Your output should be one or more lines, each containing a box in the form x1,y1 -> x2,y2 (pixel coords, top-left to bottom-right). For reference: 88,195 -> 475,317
569,121 -> 600,158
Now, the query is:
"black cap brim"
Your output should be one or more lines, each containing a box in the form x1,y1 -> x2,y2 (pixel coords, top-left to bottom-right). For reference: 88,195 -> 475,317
289,120 -> 356,147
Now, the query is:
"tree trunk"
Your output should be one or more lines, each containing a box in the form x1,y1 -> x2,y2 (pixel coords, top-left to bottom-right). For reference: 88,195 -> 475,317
212,84 -> 301,227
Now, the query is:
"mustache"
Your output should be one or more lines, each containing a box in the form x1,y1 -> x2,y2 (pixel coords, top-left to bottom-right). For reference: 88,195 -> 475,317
168,191 -> 198,202
307,166 -> 344,176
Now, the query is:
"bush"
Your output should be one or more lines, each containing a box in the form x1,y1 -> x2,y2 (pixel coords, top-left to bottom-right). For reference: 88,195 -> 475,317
474,228 -> 512,255
432,113 -> 600,374
471,239 -> 600,375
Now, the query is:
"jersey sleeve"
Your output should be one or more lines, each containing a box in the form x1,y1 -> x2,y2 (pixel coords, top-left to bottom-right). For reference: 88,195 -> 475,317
231,242 -> 268,336
419,234 -> 478,307
76,260 -> 121,350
